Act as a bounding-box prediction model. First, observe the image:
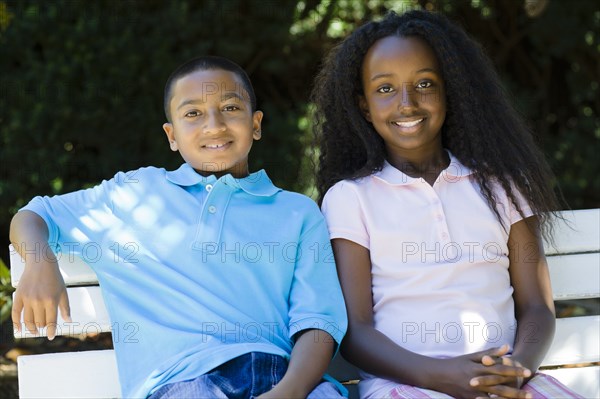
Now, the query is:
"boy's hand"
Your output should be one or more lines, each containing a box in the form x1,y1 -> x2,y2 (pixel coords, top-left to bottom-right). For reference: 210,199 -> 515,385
12,259 -> 71,340
470,355 -> 532,399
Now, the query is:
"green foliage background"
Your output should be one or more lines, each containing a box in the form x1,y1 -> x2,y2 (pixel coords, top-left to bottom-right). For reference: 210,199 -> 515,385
1,0 -> 599,273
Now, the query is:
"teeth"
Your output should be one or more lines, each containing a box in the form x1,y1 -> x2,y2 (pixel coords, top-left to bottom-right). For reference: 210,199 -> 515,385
394,119 -> 423,128
205,143 -> 227,149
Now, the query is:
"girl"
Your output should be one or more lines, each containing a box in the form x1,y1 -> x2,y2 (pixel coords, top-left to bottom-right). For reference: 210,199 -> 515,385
313,10 -> 582,399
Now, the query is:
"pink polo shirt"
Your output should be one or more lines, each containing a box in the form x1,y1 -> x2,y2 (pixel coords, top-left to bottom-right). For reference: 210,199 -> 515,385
322,152 -> 533,398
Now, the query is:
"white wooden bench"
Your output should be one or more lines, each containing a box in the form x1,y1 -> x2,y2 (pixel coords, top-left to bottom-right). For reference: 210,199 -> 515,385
11,209 -> 600,399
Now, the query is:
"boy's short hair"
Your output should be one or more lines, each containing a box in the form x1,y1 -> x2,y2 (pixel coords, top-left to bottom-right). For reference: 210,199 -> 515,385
164,56 -> 257,122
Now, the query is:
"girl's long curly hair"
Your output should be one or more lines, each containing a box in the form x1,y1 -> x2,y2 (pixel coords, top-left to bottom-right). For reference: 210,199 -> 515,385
312,10 -> 564,240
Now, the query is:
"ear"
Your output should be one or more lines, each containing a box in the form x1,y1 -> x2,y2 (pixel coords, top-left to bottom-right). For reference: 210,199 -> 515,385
252,110 -> 263,140
162,123 -> 178,151
358,96 -> 372,122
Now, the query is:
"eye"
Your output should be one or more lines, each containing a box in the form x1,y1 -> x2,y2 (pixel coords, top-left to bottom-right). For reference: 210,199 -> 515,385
376,85 -> 394,94
416,81 -> 433,89
184,110 -> 200,118
223,105 -> 240,112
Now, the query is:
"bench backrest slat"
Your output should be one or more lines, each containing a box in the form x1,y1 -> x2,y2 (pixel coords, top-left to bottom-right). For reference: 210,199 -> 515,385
10,244 -> 96,288
547,253 -> 600,299
13,286 -> 111,338
543,208 -> 600,255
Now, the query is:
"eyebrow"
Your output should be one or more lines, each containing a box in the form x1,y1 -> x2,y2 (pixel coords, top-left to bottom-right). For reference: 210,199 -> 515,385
416,68 -> 439,74
370,68 -> 439,82
176,92 -> 245,110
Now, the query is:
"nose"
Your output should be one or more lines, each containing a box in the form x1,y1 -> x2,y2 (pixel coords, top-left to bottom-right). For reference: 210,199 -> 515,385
203,110 -> 226,134
399,83 -> 418,110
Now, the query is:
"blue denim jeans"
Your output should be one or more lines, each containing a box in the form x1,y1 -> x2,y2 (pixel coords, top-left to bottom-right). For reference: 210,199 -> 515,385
149,352 -> 344,398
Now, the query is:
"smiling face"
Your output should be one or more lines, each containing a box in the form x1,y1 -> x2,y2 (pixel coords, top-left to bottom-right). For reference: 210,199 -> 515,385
360,35 -> 446,163
163,69 -> 263,178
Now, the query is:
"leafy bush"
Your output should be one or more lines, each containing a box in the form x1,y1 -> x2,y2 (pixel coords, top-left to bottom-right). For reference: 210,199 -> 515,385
0,257 -> 13,325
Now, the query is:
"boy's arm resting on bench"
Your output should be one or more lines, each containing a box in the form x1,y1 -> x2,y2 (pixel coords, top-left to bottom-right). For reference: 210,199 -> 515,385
10,210 -> 71,340
258,329 -> 334,399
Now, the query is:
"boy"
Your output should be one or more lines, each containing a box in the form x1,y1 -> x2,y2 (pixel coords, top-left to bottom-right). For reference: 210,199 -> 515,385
11,56 -> 347,398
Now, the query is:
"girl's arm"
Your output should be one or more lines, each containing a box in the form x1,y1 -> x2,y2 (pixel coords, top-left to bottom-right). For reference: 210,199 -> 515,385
508,216 -> 556,371
10,210 -> 71,340
333,238 -> 531,399
470,216 -> 554,397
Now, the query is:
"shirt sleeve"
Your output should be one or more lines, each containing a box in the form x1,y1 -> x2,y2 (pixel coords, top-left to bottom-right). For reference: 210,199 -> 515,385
19,172 -> 127,258
287,201 -> 348,350
492,180 -> 534,226
321,181 -> 370,249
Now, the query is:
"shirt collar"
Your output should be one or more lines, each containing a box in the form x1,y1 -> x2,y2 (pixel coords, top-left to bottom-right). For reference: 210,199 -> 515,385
166,163 -> 280,197
373,150 -> 473,186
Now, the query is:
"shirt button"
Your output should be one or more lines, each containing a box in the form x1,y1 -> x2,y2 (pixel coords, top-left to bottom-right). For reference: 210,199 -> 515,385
441,232 -> 449,240
436,214 -> 443,221
208,205 -> 217,214
205,184 -> 213,192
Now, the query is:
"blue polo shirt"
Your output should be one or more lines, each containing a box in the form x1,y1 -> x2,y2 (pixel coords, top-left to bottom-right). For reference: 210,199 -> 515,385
22,163 -> 347,398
